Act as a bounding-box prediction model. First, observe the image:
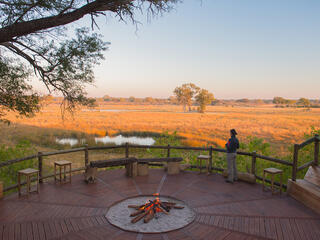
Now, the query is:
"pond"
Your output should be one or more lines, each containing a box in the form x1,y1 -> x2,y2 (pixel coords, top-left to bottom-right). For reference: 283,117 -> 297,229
56,135 -> 155,146
55,138 -> 86,146
95,135 -> 155,146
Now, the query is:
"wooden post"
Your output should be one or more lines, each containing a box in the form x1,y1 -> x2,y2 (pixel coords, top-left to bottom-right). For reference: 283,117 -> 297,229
209,146 -> 213,173
125,142 -> 129,158
167,144 -> 171,157
251,151 -> 257,175
38,152 -> 43,183
314,134 -> 319,166
84,144 -> 89,166
292,144 -> 299,181
0,181 -> 3,199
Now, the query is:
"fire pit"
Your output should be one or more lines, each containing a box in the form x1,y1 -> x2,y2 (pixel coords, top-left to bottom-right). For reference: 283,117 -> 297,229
106,194 -> 196,233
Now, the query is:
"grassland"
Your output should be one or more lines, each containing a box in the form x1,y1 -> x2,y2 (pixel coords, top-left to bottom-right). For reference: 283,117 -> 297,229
3,102 -> 320,154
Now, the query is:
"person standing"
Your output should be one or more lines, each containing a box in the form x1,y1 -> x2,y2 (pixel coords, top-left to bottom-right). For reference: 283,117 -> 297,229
225,129 -> 240,183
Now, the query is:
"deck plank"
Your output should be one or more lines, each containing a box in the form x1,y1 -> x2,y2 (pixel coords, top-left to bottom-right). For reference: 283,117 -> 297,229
0,169 -> 319,240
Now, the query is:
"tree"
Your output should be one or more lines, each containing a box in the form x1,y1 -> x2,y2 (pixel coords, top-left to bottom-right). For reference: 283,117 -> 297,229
297,98 -> 311,107
273,97 -> 287,104
173,83 -> 200,112
195,89 -> 214,113
0,0 -> 179,120
144,97 -> 154,103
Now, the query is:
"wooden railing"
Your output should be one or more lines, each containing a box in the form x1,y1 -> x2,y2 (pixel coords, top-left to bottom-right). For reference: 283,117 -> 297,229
1,135 -> 319,192
292,134 -> 319,181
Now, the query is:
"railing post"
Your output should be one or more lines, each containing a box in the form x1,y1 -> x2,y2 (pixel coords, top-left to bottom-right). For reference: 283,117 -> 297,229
251,151 -> 257,175
292,144 -> 299,181
125,142 -> 129,158
84,144 -> 89,166
38,152 -> 43,183
209,146 -> 213,173
167,144 -> 171,157
315,134 -> 319,166
0,181 -> 3,199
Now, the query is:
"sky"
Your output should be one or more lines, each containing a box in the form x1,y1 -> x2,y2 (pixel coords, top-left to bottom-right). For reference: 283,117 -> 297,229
50,0 -> 320,99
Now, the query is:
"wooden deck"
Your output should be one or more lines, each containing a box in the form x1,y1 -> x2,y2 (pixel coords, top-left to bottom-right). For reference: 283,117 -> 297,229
0,169 -> 319,240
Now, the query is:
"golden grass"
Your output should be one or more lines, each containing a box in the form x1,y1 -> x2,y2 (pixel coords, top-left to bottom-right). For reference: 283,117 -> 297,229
3,103 -> 320,153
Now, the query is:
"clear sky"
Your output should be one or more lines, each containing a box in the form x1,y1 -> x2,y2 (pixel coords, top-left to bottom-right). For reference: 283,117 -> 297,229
68,0 -> 320,99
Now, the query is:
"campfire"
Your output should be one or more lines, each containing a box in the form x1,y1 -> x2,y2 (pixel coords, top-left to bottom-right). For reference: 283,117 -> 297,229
128,194 -> 184,223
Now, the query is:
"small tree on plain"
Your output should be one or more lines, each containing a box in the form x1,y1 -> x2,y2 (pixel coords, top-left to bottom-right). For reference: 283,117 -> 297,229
195,89 -> 214,113
173,83 -> 200,112
297,98 -> 311,107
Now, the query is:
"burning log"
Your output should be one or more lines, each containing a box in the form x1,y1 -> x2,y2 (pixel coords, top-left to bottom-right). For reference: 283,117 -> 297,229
130,201 -> 154,216
130,209 -> 145,217
162,202 -> 176,206
173,206 -> 184,209
144,209 -> 155,223
131,210 -> 149,223
159,202 -> 170,212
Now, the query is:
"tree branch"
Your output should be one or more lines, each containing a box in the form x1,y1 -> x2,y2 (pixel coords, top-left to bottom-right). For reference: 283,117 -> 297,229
0,0 -> 121,43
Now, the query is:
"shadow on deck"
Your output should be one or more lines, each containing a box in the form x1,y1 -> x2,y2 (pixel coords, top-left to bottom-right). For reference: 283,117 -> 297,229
0,169 -> 319,240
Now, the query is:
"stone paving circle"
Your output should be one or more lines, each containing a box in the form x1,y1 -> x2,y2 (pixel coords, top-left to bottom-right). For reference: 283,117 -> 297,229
106,195 -> 196,233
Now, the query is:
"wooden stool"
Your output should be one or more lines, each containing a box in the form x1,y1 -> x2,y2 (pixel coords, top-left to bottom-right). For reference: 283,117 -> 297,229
54,161 -> 72,183
18,168 -> 39,196
263,168 -> 283,194
197,155 -> 211,175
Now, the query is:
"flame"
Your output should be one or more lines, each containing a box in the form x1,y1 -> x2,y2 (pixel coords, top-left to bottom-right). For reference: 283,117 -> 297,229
138,193 -> 164,213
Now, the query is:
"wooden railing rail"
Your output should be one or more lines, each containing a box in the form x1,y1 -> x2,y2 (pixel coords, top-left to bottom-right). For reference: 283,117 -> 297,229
297,161 -> 315,171
298,137 -> 316,149
41,147 -> 85,157
293,134 -> 320,181
254,153 -> 293,166
87,145 -> 124,151
0,154 -> 38,168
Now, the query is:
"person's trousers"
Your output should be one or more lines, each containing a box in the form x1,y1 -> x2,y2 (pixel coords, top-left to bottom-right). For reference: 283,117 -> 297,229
227,153 -> 238,182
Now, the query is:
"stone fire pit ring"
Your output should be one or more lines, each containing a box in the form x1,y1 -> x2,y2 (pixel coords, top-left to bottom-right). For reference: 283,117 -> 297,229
106,195 -> 196,233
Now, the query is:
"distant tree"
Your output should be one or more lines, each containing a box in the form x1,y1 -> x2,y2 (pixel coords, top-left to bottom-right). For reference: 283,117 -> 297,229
145,97 -> 154,103
287,99 -> 297,106
211,99 -> 220,106
297,98 -> 311,107
273,97 -> 288,104
254,99 -> 264,105
173,83 -> 200,111
237,98 -> 250,103
195,89 -> 214,113
129,96 -> 135,103
168,96 -> 178,104
103,95 -> 112,102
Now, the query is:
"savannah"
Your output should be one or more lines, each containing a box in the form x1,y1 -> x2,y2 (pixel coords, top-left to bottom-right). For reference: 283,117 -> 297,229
2,101 -> 320,152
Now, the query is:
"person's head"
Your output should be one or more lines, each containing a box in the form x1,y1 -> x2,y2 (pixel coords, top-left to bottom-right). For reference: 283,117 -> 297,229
230,129 -> 237,137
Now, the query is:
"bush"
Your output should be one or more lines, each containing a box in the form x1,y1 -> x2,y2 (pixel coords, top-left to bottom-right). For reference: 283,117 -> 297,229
0,140 -> 36,188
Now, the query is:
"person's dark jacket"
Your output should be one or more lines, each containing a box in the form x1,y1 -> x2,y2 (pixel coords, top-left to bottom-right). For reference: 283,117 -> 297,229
226,135 -> 239,153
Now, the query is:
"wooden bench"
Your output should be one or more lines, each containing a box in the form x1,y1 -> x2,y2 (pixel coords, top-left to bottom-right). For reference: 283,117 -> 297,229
84,157 -> 183,183
137,157 -> 183,175
85,157 -> 137,183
